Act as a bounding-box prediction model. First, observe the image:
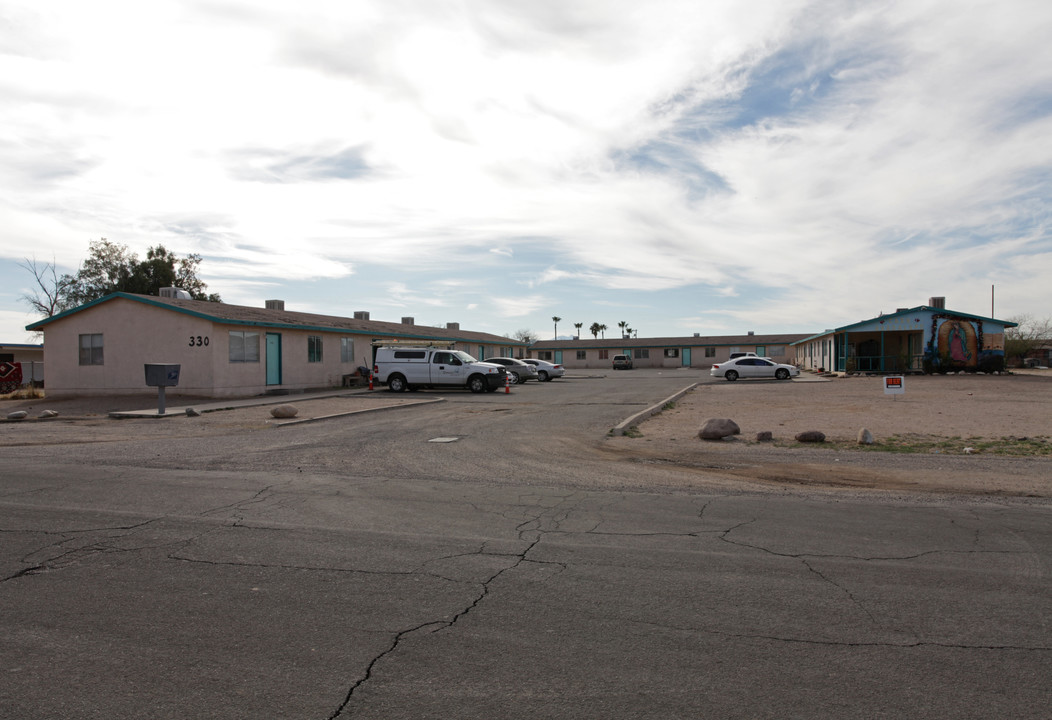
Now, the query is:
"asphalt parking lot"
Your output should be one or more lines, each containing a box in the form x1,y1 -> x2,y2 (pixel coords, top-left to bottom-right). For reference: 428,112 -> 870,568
2,370 -> 1051,719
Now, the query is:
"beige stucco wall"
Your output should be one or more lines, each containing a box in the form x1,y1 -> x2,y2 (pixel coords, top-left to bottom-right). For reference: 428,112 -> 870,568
37,298 -> 518,398
40,299 -> 219,397
538,344 -> 795,369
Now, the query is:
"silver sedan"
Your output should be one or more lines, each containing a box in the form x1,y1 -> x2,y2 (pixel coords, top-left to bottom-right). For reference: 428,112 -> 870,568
481,356 -> 539,383
521,358 -> 564,381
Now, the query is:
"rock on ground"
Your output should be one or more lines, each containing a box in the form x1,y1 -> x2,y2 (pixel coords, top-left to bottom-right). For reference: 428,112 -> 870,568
269,405 -> 299,419
795,430 -> 826,443
699,418 -> 740,440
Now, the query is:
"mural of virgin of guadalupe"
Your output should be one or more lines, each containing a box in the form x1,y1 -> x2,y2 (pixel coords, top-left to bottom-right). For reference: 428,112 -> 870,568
937,319 -> 978,367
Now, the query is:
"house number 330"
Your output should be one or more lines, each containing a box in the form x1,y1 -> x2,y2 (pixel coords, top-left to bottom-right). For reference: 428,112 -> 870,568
189,336 -> 210,347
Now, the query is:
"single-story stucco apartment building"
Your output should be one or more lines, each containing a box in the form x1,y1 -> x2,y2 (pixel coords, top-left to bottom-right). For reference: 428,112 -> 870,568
792,299 -> 1015,373
26,292 -> 527,398
528,332 -> 808,369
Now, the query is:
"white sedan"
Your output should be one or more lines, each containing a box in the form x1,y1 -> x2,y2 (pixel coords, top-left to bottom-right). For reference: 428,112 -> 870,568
710,357 -> 799,381
521,358 -> 564,381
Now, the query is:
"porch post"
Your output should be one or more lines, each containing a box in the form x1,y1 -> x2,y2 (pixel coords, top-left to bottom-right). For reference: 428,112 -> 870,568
880,331 -> 885,372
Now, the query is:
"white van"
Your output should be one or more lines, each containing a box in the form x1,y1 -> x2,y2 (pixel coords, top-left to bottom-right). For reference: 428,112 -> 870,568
372,345 -> 507,393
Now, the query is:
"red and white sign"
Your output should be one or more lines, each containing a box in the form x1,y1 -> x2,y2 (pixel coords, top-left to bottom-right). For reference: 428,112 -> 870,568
883,375 -> 905,395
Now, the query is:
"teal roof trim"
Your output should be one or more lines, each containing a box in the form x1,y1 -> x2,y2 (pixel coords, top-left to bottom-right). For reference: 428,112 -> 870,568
790,306 -> 1018,344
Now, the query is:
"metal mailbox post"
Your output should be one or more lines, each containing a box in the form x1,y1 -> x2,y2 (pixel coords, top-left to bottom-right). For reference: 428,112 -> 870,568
144,363 -> 181,415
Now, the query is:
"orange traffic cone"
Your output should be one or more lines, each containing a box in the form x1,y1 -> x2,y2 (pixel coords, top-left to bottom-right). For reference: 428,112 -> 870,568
504,373 -> 510,393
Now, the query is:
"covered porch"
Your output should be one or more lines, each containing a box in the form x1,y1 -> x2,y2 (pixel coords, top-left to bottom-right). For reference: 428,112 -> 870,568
836,329 -> 924,373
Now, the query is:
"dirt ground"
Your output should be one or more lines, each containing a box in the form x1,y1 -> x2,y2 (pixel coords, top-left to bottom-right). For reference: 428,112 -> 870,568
603,371 -> 1052,498
641,372 -> 1052,442
0,393 -> 426,443
4,372 -> 1052,497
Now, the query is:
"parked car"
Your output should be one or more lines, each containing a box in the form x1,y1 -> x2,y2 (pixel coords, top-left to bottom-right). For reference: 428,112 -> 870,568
728,351 -> 758,359
373,346 -> 506,393
482,356 -> 539,383
521,358 -> 564,381
612,354 -> 633,370
710,356 -> 799,381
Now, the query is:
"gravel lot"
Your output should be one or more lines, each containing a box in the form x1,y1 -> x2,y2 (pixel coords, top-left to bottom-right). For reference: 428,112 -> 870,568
605,371 -> 1052,498
5,371 -> 1051,497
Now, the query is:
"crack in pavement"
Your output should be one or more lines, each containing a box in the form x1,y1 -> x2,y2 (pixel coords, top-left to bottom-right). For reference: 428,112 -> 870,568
1,517 -> 167,583
326,536 -> 542,719
325,499 -> 565,719
801,557 -> 881,626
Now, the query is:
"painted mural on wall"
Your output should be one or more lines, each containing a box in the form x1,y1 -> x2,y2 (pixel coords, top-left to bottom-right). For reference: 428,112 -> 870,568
925,315 -> 1005,372
937,319 -> 977,367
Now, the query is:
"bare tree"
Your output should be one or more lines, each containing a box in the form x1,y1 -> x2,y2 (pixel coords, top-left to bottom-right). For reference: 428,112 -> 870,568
19,256 -> 75,318
512,328 -> 538,344
1004,314 -> 1052,366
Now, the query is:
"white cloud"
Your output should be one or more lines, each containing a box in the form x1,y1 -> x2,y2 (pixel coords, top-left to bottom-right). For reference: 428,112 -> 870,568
0,0 -> 1049,342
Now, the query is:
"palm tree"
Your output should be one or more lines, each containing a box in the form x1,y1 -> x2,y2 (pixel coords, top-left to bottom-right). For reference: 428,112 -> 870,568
589,322 -> 601,339
618,320 -> 628,338
625,327 -> 634,339
574,322 -> 583,339
599,323 -> 608,339
552,316 -> 562,340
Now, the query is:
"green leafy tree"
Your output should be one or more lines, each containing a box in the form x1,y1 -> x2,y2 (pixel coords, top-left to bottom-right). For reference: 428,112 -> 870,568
61,238 -> 220,307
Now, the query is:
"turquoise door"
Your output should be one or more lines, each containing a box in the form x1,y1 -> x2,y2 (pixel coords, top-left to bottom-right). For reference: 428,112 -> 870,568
682,348 -> 691,367
554,350 -> 563,364
266,333 -> 282,386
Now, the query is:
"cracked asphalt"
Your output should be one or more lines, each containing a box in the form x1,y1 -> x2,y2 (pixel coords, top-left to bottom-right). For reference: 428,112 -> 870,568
2,372 -> 1050,719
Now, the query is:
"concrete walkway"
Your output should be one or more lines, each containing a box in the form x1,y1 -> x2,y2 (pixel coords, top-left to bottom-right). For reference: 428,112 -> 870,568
109,388 -> 376,418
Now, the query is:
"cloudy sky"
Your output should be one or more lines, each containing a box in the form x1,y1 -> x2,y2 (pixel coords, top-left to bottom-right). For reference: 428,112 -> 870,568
2,0 -> 1050,344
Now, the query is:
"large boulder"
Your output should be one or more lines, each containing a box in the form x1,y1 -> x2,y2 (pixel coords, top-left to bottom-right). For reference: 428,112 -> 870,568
756,431 -> 774,442
269,404 -> 299,419
699,418 -> 741,440
795,430 -> 826,443
857,428 -> 875,445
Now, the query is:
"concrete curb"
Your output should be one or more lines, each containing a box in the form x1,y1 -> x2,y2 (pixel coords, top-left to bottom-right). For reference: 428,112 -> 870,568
274,397 -> 445,426
609,383 -> 699,436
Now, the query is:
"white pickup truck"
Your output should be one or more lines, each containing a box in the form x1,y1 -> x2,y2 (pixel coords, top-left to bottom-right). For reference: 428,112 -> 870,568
372,346 -> 507,393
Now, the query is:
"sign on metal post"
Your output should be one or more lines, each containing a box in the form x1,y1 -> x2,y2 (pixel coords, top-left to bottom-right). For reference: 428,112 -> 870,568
883,375 -> 905,399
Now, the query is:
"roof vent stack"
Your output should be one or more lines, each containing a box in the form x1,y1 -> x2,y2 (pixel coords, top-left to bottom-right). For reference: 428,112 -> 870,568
265,300 -> 285,311
401,317 -> 415,325
929,296 -> 946,309
354,311 -> 371,321
446,322 -> 460,331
